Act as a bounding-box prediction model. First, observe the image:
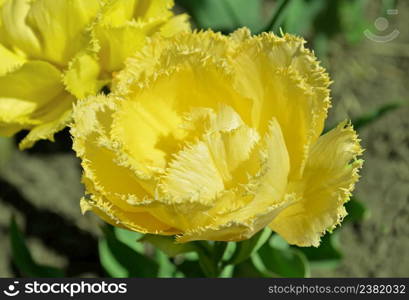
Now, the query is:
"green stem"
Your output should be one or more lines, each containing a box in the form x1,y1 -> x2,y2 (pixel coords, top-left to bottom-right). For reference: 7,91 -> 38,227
194,241 -> 229,278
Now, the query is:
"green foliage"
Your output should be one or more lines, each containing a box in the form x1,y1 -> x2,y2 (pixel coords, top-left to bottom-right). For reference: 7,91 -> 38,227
114,227 -> 144,252
99,226 -> 158,277
295,233 -> 343,270
156,251 -> 177,277
9,217 -> 64,277
259,235 -> 310,277
177,259 -> 206,277
225,228 -> 271,265
261,0 -> 291,34
95,195 -> 370,278
345,197 -> 369,223
232,258 -> 269,278
279,0 -> 325,36
338,0 -> 369,44
139,234 -> 197,257
176,0 -> 264,33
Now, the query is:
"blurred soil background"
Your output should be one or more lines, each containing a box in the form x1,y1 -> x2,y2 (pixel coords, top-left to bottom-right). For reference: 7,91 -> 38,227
0,0 -> 408,277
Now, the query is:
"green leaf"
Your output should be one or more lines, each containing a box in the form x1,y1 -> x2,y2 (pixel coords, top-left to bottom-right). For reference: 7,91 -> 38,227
176,0 -> 264,33
177,259 -> 205,277
194,241 -> 219,277
156,251 -> 177,278
99,237 -> 128,277
295,232 -> 342,269
139,234 -> 197,257
219,264 -> 234,278
226,228 -> 271,265
344,197 -> 368,223
259,235 -> 310,277
99,226 -> 158,277
313,33 -> 329,62
114,227 -> 144,253
338,0 -> 369,44
232,257 -> 269,278
114,228 -> 176,277
221,242 -> 236,261
280,0 -> 326,35
213,241 -> 228,262
9,217 -> 64,277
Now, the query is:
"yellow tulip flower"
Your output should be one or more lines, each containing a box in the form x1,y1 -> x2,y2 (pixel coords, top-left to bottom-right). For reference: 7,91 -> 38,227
72,29 -> 363,246
0,0 -> 189,149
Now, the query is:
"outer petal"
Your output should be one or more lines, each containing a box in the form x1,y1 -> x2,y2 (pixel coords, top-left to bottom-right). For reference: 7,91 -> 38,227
0,0 -> 41,56
0,43 -> 24,75
71,95 -> 175,234
18,93 -> 74,149
0,60 -> 76,148
133,0 -> 174,20
95,0 -> 190,73
99,0 -> 174,26
25,0 -> 100,64
63,52 -> 106,99
71,95 -> 154,203
230,30 -> 331,180
93,24 -> 146,73
0,0 -> 100,64
159,13 -> 190,37
0,60 -> 62,104
0,61 -> 62,124
80,195 -> 177,235
269,122 -> 363,247
97,0 -> 138,27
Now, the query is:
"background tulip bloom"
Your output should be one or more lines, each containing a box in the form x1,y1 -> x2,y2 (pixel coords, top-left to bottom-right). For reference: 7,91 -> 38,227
72,29 -> 363,246
0,0 -> 189,149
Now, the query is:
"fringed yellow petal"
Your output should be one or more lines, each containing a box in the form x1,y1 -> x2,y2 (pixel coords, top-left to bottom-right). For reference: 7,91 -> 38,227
81,194 -> 177,235
111,90 -> 185,174
230,33 -> 331,180
0,98 -> 37,124
63,52 -> 106,99
133,0 -> 174,21
99,0 -> 174,26
177,118 -> 290,242
94,24 -> 146,72
1,0 -> 190,148
270,122 -> 363,247
24,0 -> 100,64
159,13 -> 190,37
0,43 -> 24,75
19,93 -> 74,149
95,0 -> 189,73
0,60 -> 62,104
0,0 -> 41,57
161,140 -> 225,206
71,95 -> 156,209
0,60 -> 71,142
97,0 -> 138,27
